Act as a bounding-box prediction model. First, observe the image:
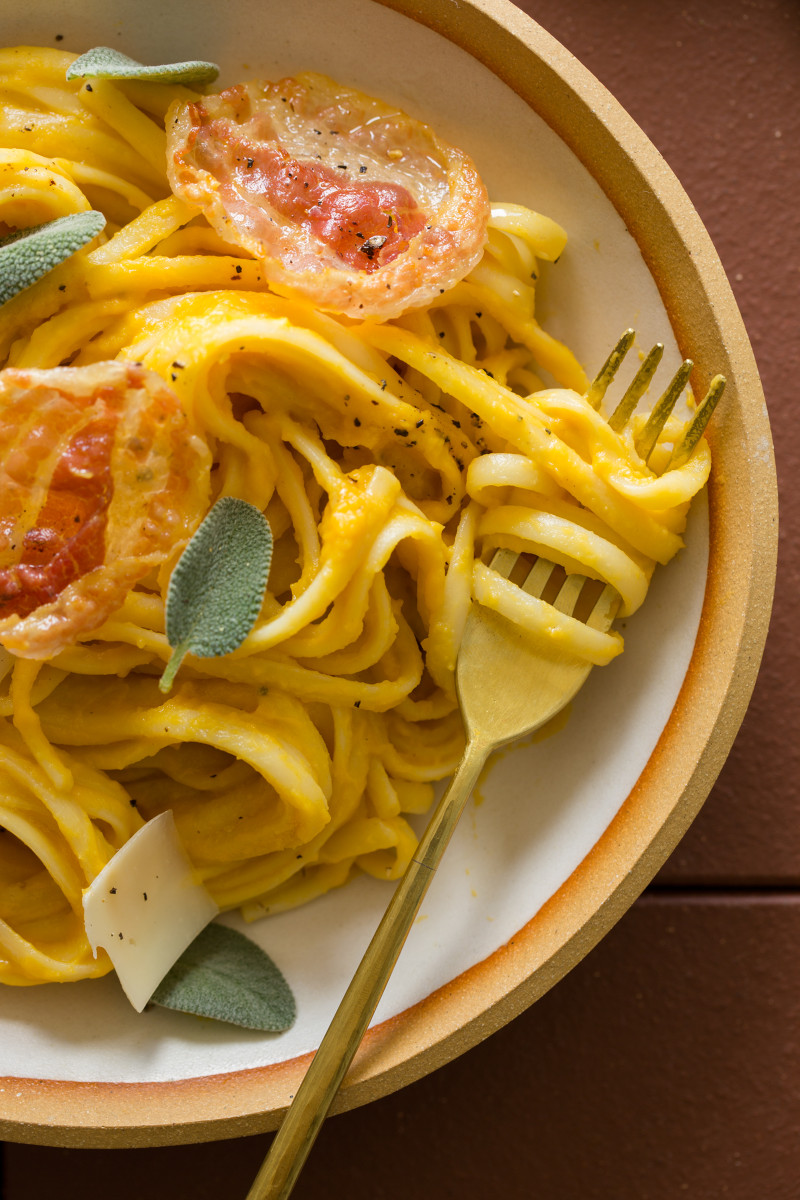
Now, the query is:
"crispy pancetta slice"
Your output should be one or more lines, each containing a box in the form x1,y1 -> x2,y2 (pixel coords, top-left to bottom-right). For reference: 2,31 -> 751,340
0,361 -> 210,658
166,72 -> 490,319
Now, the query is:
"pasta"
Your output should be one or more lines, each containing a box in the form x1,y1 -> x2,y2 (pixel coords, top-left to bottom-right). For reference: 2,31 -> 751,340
0,46 -> 712,989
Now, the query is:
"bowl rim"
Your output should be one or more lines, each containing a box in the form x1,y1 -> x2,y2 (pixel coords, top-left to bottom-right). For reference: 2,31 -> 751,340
0,0 -> 778,1147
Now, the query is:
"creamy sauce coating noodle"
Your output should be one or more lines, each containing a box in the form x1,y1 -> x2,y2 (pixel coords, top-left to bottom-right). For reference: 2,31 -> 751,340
0,47 -> 711,987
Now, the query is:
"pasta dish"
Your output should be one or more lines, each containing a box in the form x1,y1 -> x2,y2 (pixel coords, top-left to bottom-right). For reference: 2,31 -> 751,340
0,46 -> 712,992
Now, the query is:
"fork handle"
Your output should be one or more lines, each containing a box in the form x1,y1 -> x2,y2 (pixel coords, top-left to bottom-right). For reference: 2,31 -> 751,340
245,735 -> 490,1200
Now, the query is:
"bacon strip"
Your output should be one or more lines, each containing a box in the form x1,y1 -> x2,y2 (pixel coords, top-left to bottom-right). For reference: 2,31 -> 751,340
166,73 -> 489,319
0,362 -> 210,658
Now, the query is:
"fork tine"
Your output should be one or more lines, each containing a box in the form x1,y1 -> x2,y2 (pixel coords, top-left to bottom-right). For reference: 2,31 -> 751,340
592,332 -> 724,471
608,342 -> 664,432
551,573 -> 585,617
490,549 -> 564,602
488,547 -> 518,578
634,358 -> 693,463
586,583 -> 621,630
521,556 -> 556,598
669,374 -> 726,468
584,328 -> 635,410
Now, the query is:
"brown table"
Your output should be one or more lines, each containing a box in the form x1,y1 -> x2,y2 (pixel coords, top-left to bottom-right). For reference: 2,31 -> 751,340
5,1 -> 798,1196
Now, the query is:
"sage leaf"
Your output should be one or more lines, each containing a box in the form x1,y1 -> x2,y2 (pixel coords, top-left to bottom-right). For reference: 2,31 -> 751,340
150,923 -> 296,1031
66,46 -> 219,86
160,497 -> 272,693
0,210 -> 106,307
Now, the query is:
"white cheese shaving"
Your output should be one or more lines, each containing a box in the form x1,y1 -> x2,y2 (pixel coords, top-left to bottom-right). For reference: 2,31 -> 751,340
83,810 -> 219,1012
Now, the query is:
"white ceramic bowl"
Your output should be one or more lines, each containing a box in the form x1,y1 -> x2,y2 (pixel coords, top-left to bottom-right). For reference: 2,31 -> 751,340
0,0 -> 777,1147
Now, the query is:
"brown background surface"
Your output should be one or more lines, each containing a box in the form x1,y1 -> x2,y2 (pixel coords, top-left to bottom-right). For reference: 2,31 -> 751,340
5,1 -> 799,1196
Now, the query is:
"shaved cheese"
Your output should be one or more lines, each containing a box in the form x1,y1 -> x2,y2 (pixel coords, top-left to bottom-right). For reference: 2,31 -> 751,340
83,810 -> 219,1012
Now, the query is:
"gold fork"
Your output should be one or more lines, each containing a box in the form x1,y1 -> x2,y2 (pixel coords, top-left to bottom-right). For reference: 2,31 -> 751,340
245,333 -> 725,1200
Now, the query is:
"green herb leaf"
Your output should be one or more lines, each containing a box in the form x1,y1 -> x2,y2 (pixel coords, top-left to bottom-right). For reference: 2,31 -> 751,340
159,497 -> 272,693
66,46 -> 219,86
150,923 -> 296,1031
0,210 -> 106,307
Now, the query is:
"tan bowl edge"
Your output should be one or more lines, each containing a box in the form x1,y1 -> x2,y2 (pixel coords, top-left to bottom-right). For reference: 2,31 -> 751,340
0,0 -> 778,1147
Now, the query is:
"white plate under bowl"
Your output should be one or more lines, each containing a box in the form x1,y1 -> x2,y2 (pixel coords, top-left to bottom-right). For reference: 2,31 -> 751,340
0,0 -> 777,1146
